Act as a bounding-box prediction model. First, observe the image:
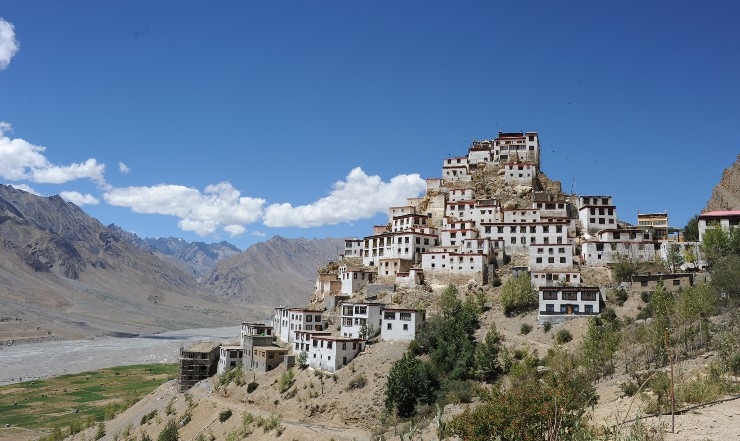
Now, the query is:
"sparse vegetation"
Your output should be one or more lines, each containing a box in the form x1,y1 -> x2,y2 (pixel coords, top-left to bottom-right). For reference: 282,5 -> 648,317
520,323 -> 533,335
219,409 -> 233,422
555,329 -> 573,344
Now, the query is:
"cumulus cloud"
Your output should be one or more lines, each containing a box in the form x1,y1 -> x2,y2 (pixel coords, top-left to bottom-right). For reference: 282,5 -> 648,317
103,182 -> 266,236
251,230 -> 266,237
263,167 -> 426,228
0,122 -> 106,185
0,18 -> 19,70
60,191 -> 100,206
119,162 -> 130,174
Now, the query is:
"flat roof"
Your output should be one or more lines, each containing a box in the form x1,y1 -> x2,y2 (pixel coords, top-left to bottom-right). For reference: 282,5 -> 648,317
184,341 -> 221,353
700,210 -> 740,217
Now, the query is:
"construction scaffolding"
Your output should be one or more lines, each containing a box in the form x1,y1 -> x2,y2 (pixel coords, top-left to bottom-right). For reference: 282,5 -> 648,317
177,341 -> 220,392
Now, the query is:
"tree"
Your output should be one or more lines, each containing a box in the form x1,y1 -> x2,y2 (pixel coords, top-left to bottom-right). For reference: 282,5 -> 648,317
612,252 -> 649,283
448,349 -> 596,441
648,281 -> 675,366
581,316 -> 621,381
297,351 -> 308,369
500,274 -> 537,316
384,353 -> 437,417
475,323 -> 502,382
664,243 -> 685,272
683,214 -> 700,242
709,254 -> 740,300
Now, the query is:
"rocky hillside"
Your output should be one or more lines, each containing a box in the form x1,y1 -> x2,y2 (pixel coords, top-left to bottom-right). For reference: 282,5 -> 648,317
0,185 -> 254,341
202,236 -> 345,306
704,154 -> 740,212
109,225 -> 242,279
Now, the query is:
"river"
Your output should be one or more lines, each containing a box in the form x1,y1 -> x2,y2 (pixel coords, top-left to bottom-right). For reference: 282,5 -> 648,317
0,326 -> 240,386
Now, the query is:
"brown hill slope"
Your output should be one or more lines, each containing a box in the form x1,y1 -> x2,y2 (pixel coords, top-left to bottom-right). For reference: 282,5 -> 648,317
704,154 -> 740,212
202,236 -> 345,306
0,185 -> 255,341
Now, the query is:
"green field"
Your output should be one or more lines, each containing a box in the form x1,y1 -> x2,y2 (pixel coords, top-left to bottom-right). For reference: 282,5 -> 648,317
0,364 -> 176,435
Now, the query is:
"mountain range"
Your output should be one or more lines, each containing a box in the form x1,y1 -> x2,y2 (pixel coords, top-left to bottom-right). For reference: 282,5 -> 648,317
0,185 -> 344,342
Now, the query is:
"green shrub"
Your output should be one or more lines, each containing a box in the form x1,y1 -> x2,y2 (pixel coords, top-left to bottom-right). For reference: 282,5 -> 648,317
278,369 -> 295,393
247,381 -> 258,393
157,419 -> 178,441
219,409 -> 233,422
347,374 -> 367,390
94,422 -> 106,440
542,321 -> 552,333
520,323 -> 533,335
555,329 -> 572,344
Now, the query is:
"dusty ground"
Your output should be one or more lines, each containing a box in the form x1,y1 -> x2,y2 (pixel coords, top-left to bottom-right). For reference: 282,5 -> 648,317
4,280 -> 739,441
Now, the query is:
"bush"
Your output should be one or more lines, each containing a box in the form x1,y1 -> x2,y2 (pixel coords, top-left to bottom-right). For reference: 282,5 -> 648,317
543,321 -> 552,333
247,381 -> 258,393
219,409 -> 233,422
555,329 -> 572,344
520,323 -> 533,335
157,419 -> 178,441
278,369 -> 295,393
613,288 -> 629,306
619,380 -> 639,397
347,374 -> 367,390
94,423 -> 105,440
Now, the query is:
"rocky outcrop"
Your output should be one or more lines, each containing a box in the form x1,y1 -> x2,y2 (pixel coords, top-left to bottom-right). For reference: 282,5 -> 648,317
704,154 -> 740,212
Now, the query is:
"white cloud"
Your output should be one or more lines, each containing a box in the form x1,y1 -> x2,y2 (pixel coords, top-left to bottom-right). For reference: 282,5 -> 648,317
59,191 -> 100,206
103,182 -> 266,236
224,224 -> 246,236
251,230 -> 266,237
0,122 -> 106,185
263,167 -> 426,228
119,162 -> 130,174
0,18 -> 19,70
9,183 -> 39,195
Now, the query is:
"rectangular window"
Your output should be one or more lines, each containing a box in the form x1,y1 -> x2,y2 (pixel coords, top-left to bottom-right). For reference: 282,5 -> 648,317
384,311 -> 396,320
542,291 -> 558,300
387,323 -> 392,330
581,291 -> 597,301
546,304 -> 554,312
400,312 -> 412,321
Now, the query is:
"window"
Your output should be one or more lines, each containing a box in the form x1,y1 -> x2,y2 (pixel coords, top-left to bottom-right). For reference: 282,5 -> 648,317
387,323 -> 392,330
546,304 -> 554,312
384,311 -> 396,320
306,315 -> 312,322
562,291 -> 578,301
403,324 -> 409,331
673,279 -> 681,286
640,281 -> 648,287
581,291 -> 597,301
585,305 -> 593,313
560,257 -> 566,263
543,291 -> 558,300
400,312 -> 412,321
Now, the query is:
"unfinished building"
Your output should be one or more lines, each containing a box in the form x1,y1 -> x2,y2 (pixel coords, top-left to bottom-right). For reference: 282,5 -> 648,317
177,341 -> 220,392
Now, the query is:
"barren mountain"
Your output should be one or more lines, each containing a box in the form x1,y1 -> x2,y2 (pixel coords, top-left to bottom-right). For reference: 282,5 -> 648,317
704,154 -> 740,212
109,226 -> 242,279
0,185 -> 255,342
202,236 -> 345,306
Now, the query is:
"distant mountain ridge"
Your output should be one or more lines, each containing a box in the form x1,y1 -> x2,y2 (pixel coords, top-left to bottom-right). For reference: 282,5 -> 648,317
109,225 -> 242,279
0,185 -> 251,340
202,236 -> 345,306
704,154 -> 740,213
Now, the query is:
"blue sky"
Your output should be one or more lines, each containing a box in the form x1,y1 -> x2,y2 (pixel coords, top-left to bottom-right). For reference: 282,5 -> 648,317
1,1 -> 738,250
